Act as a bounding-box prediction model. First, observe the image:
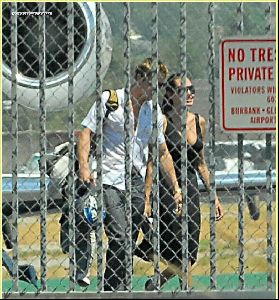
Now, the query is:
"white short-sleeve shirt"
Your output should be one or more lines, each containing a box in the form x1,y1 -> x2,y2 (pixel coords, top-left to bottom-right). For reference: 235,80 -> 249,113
81,88 -> 165,190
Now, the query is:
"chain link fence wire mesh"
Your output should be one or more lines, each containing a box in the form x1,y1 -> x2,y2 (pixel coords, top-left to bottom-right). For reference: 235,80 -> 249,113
1,2 -> 276,298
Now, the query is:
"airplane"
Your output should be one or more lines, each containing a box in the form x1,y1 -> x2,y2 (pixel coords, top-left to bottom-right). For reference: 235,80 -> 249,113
2,2 -> 112,111
2,1 -> 112,251
2,165 -> 276,217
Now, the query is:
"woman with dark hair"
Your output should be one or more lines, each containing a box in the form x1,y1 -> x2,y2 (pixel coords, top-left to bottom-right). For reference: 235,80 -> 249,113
78,59 -> 183,291
138,73 -> 224,290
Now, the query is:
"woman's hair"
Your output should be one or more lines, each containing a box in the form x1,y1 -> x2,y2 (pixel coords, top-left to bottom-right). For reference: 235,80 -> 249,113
162,72 -> 192,114
162,73 -> 181,114
164,73 -> 181,94
134,57 -> 169,83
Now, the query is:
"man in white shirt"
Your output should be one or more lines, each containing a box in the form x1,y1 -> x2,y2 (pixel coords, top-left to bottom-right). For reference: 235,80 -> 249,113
78,58 -> 182,291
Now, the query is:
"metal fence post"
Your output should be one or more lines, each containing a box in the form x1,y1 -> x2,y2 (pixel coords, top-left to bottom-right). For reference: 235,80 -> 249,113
151,1 -> 160,290
208,2 -> 217,290
179,1 -> 189,291
11,1 -> 19,292
95,3 -> 104,293
67,2 -> 76,292
38,2 -> 47,291
123,1 -> 133,291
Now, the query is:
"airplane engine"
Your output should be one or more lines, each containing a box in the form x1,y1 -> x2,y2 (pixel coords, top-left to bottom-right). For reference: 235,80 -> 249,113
2,2 -> 112,111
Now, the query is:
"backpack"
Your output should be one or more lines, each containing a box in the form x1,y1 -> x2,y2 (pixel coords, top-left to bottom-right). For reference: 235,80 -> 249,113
46,142 -> 79,189
46,89 -> 119,186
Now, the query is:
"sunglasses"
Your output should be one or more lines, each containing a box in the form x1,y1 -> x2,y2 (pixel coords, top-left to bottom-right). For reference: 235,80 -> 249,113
186,85 -> 195,94
173,85 -> 195,96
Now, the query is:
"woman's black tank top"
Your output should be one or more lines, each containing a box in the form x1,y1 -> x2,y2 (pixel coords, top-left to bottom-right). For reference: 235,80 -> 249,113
165,113 -> 204,178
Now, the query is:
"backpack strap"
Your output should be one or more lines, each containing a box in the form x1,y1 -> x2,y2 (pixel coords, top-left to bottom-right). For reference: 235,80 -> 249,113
195,113 -> 202,138
104,89 -> 119,118
90,90 -> 119,156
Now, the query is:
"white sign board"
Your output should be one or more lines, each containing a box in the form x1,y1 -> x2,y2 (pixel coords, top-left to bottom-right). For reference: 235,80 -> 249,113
220,38 -> 276,132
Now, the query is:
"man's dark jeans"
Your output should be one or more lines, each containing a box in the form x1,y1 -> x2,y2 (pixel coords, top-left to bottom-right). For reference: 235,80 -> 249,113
59,168 -> 145,289
59,193 -> 93,282
103,168 -> 145,291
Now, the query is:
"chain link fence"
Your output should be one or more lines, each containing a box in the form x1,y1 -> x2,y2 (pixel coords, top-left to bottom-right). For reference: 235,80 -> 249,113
1,2 -> 276,298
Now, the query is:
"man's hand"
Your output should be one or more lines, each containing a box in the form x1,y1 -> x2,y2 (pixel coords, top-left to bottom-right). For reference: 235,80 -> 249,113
144,200 -> 152,217
78,127 -> 95,185
79,166 -> 96,186
173,188 -> 182,215
215,196 -> 224,221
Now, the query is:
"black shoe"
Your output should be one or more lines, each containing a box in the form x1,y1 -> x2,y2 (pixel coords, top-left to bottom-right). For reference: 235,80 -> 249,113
144,275 -> 169,291
246,196 -> 260,220
77,276 -> 91,287
19,265 -> 38,288
145,277 -> 157,291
